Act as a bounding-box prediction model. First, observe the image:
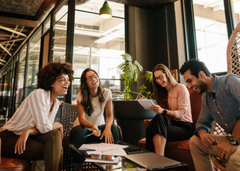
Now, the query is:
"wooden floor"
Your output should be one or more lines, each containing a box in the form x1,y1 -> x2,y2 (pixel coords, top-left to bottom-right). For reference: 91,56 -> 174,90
32,160 -> 45,171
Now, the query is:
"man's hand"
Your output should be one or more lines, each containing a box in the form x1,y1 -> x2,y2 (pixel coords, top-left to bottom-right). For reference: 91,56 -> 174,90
198,130 -> 218,149
216,141 -> 238,164
15,129 -> 30,154
100,128 -> 114,143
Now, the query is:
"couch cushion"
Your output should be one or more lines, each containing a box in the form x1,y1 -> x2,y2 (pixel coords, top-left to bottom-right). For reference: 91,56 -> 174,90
138,137 -> 146,149
188,89 -> 202,130
138,138 -> 190,151
166,140 -> 189,150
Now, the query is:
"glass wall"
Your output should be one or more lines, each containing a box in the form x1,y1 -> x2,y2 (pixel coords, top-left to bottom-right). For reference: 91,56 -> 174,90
193,0 -> 228,73
26,27 -> 42,96
0,77 -> 3,107
233,1 -> 240,24
2,71 -> 9,114
15,45 -> 27,110
52,5 -> 68,62
27,27 -> 42,88
6,58 -> 16,117
72,0 -> 125,103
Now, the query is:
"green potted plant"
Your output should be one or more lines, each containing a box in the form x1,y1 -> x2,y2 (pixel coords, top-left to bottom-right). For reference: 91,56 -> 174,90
113,53 -> 156,146
117,53 -> 153,100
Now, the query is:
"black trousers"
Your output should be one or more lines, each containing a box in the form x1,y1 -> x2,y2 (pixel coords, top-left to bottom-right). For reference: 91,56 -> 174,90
145,114 -> 193,152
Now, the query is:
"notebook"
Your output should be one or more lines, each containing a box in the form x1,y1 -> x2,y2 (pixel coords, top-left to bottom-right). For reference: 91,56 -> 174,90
124,152 -> 181,170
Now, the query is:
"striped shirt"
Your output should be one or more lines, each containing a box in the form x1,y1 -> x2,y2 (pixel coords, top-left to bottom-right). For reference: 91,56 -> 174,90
0,89 -> 59,135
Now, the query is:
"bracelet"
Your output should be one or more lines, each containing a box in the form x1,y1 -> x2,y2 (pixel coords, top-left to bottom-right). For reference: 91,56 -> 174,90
162,109 -> 167,116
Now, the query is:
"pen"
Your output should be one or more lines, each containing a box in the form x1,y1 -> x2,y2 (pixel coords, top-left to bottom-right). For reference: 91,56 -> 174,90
83,133 -> 94,138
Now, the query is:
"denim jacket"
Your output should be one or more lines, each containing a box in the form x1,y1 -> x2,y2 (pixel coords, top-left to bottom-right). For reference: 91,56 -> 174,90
195,74 -> 240,135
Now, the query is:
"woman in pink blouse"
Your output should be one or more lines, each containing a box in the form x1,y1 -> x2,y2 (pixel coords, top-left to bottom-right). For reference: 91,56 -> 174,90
146,64 -> 193,156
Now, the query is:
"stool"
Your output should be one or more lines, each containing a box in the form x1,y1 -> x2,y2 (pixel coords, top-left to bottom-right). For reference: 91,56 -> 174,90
0,157 -> 30,171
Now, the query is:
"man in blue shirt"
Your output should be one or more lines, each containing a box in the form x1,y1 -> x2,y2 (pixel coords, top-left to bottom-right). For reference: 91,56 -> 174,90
180,58 -> 240,171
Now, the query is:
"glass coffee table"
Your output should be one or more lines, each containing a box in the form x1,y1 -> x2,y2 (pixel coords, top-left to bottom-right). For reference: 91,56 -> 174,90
70,141 -> 188,171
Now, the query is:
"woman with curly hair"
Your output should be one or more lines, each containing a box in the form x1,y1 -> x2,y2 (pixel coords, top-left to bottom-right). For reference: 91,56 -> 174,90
70,68 -> 119,170
145,64 -> 192,156
0,61 -> 74,171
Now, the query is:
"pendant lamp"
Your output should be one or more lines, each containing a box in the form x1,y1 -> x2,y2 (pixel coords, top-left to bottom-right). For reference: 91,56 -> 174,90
99,1 -> 112,19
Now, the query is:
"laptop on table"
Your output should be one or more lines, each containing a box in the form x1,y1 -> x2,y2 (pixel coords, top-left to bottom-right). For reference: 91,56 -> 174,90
124,152 -> 181,170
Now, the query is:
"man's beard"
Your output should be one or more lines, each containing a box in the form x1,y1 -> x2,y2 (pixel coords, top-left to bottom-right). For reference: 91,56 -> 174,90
197,80 -> 208,94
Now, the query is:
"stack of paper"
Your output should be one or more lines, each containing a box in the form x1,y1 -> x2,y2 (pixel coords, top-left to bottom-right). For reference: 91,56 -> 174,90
79,143 -> 128,156
79,143 -> 129,164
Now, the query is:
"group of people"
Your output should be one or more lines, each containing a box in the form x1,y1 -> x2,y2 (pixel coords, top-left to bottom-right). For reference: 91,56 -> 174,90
0,58 -> 239,171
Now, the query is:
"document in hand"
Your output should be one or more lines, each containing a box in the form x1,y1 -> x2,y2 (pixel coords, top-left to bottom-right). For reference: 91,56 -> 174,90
137,99 -> 156,109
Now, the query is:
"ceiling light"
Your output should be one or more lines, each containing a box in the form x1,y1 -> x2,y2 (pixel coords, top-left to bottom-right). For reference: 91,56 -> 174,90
99,1 -> 112,19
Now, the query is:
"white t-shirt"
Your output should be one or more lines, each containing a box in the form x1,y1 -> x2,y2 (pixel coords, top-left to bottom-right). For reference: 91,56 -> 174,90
73,88 -> 112,130
0,89 -> 59,135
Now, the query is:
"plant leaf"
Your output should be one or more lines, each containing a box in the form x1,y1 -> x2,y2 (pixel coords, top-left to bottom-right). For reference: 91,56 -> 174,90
121,53 -> 132,62
145,71 -> 153,83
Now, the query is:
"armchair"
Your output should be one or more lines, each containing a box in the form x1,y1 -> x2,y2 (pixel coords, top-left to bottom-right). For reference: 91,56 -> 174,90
138,88 -> 202,171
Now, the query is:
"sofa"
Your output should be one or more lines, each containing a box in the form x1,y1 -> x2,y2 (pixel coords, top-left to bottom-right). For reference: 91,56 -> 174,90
138,88 -> 203,171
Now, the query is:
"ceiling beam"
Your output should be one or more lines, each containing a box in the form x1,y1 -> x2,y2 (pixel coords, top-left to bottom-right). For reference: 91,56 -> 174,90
0,16 -> 38,28
0,44 -> 12,56
0,59 -> 6,62
0,25 -> 27,37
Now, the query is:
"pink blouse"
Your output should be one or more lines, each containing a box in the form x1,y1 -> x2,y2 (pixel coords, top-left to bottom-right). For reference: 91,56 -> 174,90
168,84 -> 192,123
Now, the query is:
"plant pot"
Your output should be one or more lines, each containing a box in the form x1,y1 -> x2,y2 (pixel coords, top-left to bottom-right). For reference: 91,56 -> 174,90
113,100 -> 156,146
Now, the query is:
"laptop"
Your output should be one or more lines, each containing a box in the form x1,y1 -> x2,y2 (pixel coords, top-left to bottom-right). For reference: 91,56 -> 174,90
124,152 -> 181,170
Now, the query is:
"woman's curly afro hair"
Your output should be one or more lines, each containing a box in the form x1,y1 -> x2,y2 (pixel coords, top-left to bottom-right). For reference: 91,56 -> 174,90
37,61 -> 74,91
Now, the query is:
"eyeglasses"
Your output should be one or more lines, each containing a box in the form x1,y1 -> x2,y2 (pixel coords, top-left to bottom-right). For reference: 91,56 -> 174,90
154,74 -> 165,81
86,73 -> 98,82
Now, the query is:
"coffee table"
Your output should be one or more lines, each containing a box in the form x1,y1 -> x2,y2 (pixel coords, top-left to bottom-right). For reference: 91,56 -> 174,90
70,141 -> 188,171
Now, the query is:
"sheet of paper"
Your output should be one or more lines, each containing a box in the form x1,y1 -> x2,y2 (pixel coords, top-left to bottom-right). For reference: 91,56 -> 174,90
79,143 -> 128,151
86,148 -> 127,156
85,156 -> 121,164
137,99 -> 156,109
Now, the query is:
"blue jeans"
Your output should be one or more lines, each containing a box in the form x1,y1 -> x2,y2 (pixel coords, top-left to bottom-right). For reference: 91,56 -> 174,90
70,124 -> 120,168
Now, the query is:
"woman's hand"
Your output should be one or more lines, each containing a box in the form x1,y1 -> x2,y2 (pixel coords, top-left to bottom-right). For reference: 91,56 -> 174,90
15,129 -> 30,154
149,105 -> 164,114
53,123 -> 63,139
92,124 -> 101,137
139,96 -> 147,100
15,128 -> 39,154
100,128 -> 114,143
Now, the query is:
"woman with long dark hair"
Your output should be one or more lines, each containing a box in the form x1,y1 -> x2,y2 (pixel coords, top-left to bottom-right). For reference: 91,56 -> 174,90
146,64 -> 193,156
70,68 -> 119,170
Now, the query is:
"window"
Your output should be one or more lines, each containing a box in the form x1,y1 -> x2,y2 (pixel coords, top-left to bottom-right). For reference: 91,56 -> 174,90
52,5 -> 68,62
72,0 -> 125,103
193,0 -> 229,73
15,45 -> 27,109
26,27 -> 41,90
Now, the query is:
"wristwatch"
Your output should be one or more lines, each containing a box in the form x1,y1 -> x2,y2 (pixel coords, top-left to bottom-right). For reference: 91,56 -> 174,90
162,109 -> 167,116
230,137 -> 239,145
